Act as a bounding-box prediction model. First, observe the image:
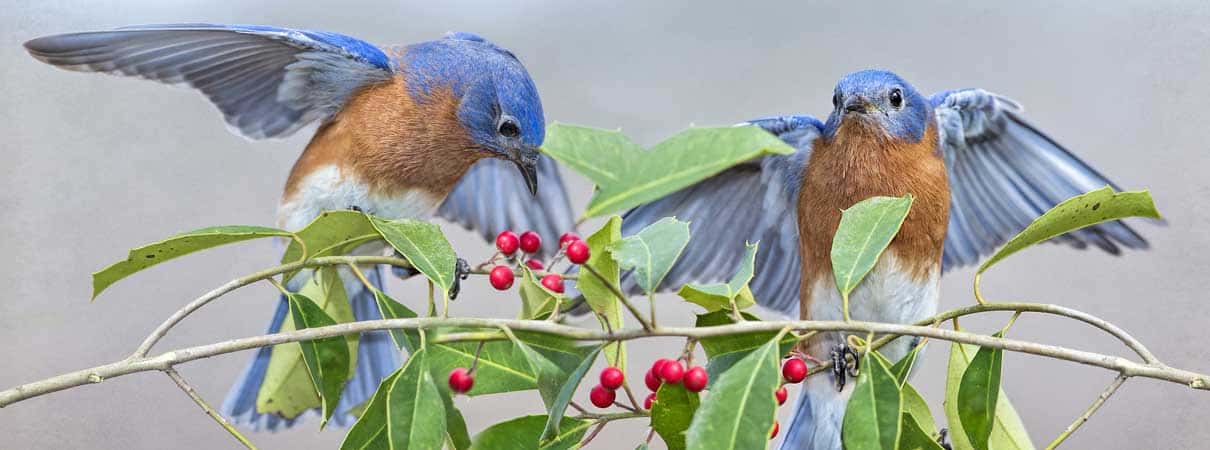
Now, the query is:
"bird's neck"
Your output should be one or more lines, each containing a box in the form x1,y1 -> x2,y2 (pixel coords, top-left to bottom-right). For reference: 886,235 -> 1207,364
282,75 -> 483,205
796,123 -> 950,313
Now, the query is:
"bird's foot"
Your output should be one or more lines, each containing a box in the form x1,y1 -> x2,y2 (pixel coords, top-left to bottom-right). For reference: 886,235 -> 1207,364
831,343 -> 860,391
937,428 -> 952,450
347,205 -> 363,213
390,251 -> 420,279
449,258 -> 471,299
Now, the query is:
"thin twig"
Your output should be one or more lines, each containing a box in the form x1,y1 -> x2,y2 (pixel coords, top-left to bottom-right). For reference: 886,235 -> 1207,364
163,368 -> 257,450
1045,374 -> 1129,449
582,264 -> 654,331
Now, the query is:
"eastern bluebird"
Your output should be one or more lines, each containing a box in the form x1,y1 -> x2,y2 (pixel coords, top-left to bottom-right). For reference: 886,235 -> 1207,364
611,70 -> 1150,449
25,24 -> 575,430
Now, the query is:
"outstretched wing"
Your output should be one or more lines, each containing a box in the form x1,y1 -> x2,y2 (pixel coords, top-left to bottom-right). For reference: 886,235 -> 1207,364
25,23 -> 394,139
611,116 -> 820,316
932,89 -> 1149,271
437,155 -> 576,256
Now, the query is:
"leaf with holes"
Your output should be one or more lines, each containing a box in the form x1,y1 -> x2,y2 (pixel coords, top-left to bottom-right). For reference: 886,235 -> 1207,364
831,195 -> 913,299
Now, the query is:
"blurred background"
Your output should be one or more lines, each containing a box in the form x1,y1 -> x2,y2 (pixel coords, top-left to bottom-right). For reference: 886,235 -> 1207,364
3,0 -> 1209,448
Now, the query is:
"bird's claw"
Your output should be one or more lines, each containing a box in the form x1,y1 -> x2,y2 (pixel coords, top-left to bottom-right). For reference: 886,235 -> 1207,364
449,258 -> 471,299
830,344 -> 860,391
937,428 -> 952,450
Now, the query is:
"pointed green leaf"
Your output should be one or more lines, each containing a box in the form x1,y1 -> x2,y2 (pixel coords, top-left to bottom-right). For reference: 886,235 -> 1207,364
373,289 -> 419,351
945,342 -> 1035,450
901,383 -> 937,440
471,415 -> 592,450
685,334 -> 782,450
979,187 -> 1161,274
286,292 -> 351,427
370,217 -> 457,295
831,195 -> 914,298
281,210 -> 381,282
508,333 -> 567,409
425,332 -> 588,397
341,367 -> 402,450
958,338 -> 1004,449
92,225 -> 293,299
542,123 -> 796,217
609,217 -> 691,295
384,348 -> 446,449
898,412 -> 945,450
519,267 -> 561,320
678,242 -> 759,311
842,351 -> 902,450
541,345 -> 604,443
577,215 -> 627,372
892,343 -> 923,386
695,310 -> 796,382
653,382 -> 701,450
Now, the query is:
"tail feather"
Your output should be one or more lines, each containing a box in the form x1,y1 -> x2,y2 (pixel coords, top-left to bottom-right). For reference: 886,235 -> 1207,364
221,265 -> 403,430
781,374 -> 845,450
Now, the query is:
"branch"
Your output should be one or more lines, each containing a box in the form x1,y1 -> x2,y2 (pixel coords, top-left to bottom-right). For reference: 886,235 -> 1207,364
163,368 -> 258,450
3,312 -> 1207,408
1045,374 -> 1129,449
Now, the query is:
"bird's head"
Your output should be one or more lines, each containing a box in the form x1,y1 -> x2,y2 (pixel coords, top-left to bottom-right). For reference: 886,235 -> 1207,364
402,32 -> 544,194
823,70 -> 930,144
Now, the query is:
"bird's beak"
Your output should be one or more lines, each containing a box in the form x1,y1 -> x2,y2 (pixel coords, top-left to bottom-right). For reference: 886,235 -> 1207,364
843,96 -> 873,115
510,146 -> 540,196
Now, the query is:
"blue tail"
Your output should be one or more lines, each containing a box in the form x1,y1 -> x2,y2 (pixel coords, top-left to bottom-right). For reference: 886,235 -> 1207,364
781,373 -> 845,450
220,266 -> 403,430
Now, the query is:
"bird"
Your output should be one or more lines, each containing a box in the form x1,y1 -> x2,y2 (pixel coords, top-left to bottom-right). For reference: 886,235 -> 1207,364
610,70 -> 1150,449
24,24 -> 575,430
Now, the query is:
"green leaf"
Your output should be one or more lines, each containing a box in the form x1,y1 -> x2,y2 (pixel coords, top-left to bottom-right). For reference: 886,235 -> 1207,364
425,332 -> 588,397
831,195 -> 913,298
443,395 -> 472,450
508,333 -> 567,409
685,334 -> 782,450
577,216 -> 627,373
979,187 -> 1161,274
678,242 -> 759,311
385,348 -> 447,449
373,289 -> 419,351
945,343 -> 1035,450
653,382 -> 701,450
370,217 -> 457,295
281,210 -> 381,282
471,415 -> 592,450
609,217 -> 691,295
898,412 -> 945,450
92,225 -> 292,299
542,123 -> 796,217
842,351 -> 902,450
286,292 -> 351,427
694,310 -> 796,382
891,343 -> 923,386
541,345 -> 603,443
519,267 -> 561,320
901,383 -> 937,441
341,368 -> 402,450
957,339 -> 1004,449
258,268 -> 358,419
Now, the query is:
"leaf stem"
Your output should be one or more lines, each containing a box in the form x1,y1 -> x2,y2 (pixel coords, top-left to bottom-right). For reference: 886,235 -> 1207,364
163,368 -> 257,450
1045,374 -> 1129,449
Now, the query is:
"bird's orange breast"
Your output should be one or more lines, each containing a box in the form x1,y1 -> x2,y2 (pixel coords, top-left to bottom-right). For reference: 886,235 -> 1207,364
796,122 -> 950,319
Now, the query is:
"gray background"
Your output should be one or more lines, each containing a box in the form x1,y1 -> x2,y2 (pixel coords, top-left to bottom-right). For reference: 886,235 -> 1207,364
2,1 -> 1208,448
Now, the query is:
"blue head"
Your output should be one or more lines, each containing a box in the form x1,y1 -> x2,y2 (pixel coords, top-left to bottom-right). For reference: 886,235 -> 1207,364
822,70 -> 931,143
402,32 -> 544,193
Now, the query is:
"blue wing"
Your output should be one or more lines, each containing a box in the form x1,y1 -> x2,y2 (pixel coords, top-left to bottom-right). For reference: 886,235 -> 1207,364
932,89 -> 1149,271
437,155 -> 576,256
612,117 -> 821,316
24,23 -> 393,139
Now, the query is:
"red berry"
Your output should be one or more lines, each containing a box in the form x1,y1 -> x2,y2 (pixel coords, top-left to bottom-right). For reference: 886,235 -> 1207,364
644,393 -> 656,410
559,232 -> 581,248
589,384 -> 615,408
782,358 -> 808,383
645,369 -> 662,391
659,360 -> 685,384
495,231 -> 520,255
565,240 -> 590,264
683,366 -> 708,392
448,368 -> 474,393
652,358 -> 675,374
600,367 -> 625,390
525,259 -> 545,270
489,265 -> 514,290
770,420 -> 780,439
775,386 -> 788,405
540,274 -> 565,293
519,230 -> 542,254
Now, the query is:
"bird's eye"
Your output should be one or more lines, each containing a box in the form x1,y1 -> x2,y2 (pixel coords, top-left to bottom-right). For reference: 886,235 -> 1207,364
832,92 -> 841,108
889,88 -> 903,108
498,119 -> 520,138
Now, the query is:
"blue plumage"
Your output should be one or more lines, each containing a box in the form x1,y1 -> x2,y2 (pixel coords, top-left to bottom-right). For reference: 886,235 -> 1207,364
822,69 -> 931,142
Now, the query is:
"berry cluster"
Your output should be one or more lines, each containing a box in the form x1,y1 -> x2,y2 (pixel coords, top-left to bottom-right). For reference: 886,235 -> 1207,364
589,366 -> 625,408
642,358 -> 708,410
488,230 -> 589,293
764,356 -> 809,439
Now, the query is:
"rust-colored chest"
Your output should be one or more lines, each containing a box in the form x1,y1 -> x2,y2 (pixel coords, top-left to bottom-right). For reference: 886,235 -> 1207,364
796,123 -> 950,317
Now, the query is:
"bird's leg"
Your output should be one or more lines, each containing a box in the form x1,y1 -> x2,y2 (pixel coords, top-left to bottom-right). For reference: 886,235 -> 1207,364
449,258 -> 471,299
830,343 -> 861,391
